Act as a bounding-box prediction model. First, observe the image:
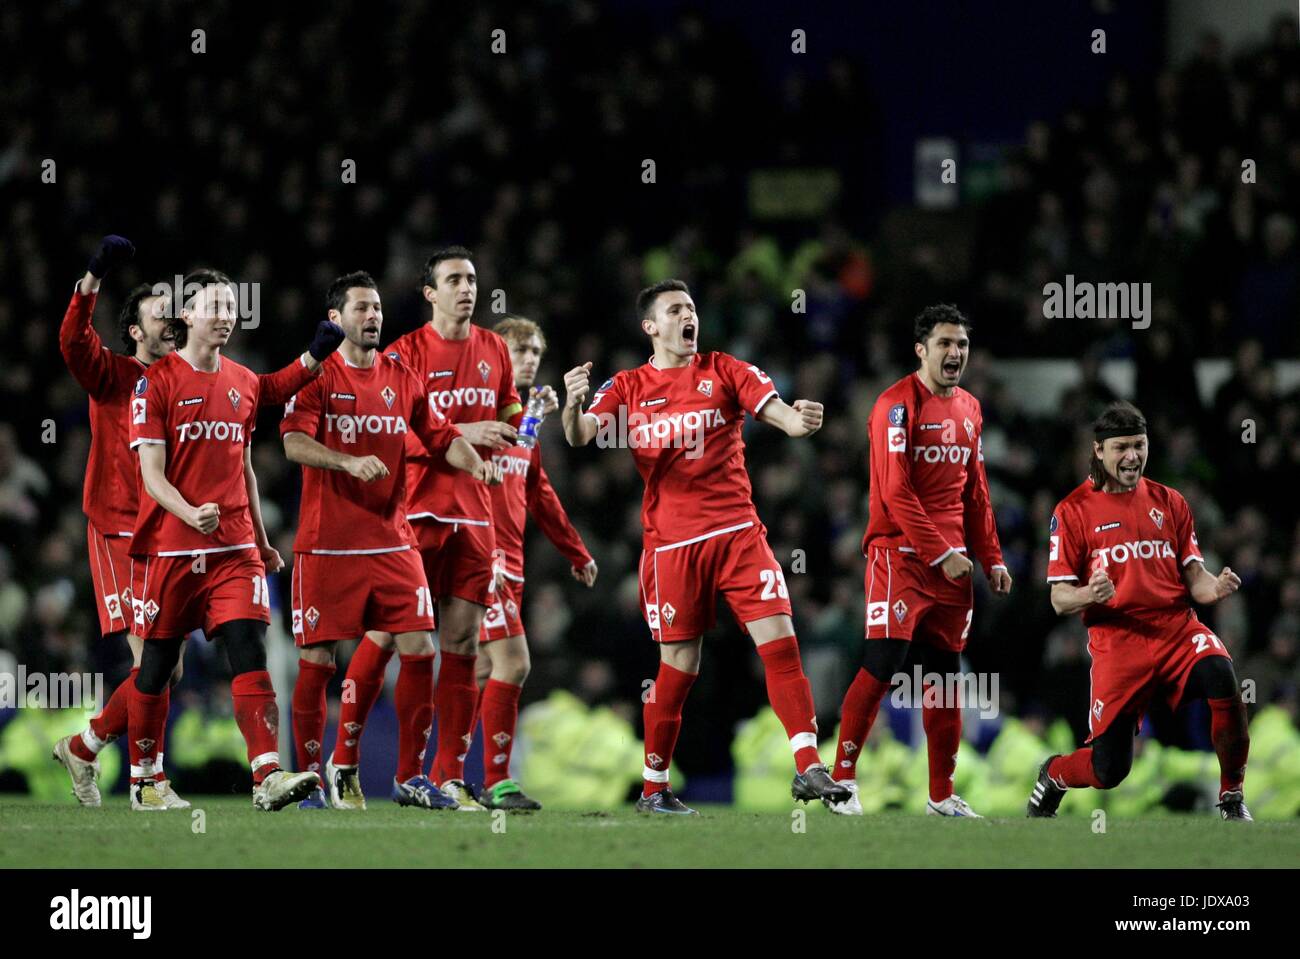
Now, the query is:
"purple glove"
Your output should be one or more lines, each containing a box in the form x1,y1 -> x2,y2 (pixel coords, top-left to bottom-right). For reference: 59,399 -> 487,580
88,235 -> 135,278
308,320 -> 345,361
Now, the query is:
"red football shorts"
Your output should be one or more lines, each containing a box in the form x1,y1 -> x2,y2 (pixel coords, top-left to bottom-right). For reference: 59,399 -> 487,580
130,548 -> 270,640
291,548 -> 434,645
638,521 -> 792,643
480,576 -> 524,643
88,522 -> 132,636
863,546 -> 973,651
413,519 -> 495,607
1085,611 -> 1231,742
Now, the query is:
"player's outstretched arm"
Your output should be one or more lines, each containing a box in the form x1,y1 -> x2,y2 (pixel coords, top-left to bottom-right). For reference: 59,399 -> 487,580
1182,561 -> 1241,605
757,397 -> 823,437
445,435 -> 502,485
282,431 -> 389,482
61,235 -> 136,397
1050,568 -> 1114,615
137,443 -> 219,534
562,361 -> 599,447
79,234 -> 135,296
243,446 -> 283,572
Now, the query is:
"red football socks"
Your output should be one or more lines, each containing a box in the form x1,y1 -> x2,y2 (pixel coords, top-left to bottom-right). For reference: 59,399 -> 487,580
758,636 -> 821,774
127,680 -> 169,782
642,660 -> 696,795
431,651 -> 479,784
78,667 -> 137,760
479,678 -> 522,788
922,698 -> 961,802
332,638 -> 394,767
832,667 -> 892,781
292,659 -> 335,776
395,653 -> 435,783
1047,748 -> 1103,789
1208,694 -> 1249,795
231,670 -> 280,784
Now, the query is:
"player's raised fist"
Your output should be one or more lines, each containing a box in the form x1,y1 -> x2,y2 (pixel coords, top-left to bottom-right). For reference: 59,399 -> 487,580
791,399 -> 824,436
309,320 -> 346,361
1215,566 -> 1241,599
191,502 -> 220,535
87,234 -> 135,278
563,362 -> 593,409
1088,567 -> 1115,604
940,551 -> 974,581
459,420 -> 517,450
346,454 -> 389,482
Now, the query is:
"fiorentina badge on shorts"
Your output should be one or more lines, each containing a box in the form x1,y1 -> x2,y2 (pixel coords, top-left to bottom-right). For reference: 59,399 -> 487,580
697,378 -> 713,397
661,602 -> 677,627
228,387 -> 241,411
892,599 -> 908,623
305,606 -> 320,629
478,359 -> 491,383
380,385 -> 396,409
1149,507 -> 1164,529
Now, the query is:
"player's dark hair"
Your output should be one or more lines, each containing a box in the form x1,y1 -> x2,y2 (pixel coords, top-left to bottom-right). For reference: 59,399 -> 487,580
171,268 -> 234,349
421,245 -> 475,289
913,303 -> 972,345
493,314 -> 546,352
118,282 -> 158,354
326,271 -> 378,314
1089,400 -> 1148,490
636,279 -> 691,323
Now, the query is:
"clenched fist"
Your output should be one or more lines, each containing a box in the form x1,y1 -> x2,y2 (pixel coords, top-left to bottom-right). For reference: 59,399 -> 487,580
564,362 -> 594,410
1087,567 -> 1116,604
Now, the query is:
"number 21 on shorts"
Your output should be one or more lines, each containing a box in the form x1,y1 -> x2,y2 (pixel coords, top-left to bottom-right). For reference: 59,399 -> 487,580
1191,632 -> 1223,654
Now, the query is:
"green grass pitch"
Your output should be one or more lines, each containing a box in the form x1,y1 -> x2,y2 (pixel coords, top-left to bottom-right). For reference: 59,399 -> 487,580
1,797 -> 1295,868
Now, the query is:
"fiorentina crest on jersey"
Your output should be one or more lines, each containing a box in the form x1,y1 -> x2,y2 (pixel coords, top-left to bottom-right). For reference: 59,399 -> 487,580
697,378 -> 713,397
227,387 -> 241,411
478,359 -> 491,383
1149,507 -> 1164,529
963,417 -> 974,441
380,386 -> 396,409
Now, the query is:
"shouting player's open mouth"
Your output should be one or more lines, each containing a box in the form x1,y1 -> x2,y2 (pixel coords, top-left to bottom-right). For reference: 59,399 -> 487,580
1117,462 -> 1141,482
941,357 -> 961,379
361,321 -> 380,342
681,322 -> 697,349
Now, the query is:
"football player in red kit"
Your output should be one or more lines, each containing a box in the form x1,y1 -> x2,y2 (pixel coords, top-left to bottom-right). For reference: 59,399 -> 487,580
364,246 -> 523,811
127,268 -> 342,811
282,272 -> 498,812
475,316 -> 596,811
562,279 -> 850,815
1028,401 -> 1252,821
829,304 -> 1012,817
53,238 -> 333,810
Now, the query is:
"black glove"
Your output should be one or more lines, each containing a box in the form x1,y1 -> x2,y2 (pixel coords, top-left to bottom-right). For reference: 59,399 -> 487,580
87,235 -> 135,278
308,320 -> 345,361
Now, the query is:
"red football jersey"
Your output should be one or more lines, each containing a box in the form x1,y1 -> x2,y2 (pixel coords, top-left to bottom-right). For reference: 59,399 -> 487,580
60,289 -> 316,535
280,352 -> 461,553
386,324 -> 522,525
1047,477 -> 1203,632
59,290 -> 147,535
488,439 -> 592,579
862,372 -> 1004,574
128,351 -> 263,556
584,351 -> 776,548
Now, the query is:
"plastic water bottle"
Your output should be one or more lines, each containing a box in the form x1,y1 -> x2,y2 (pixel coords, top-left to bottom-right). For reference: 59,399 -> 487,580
516,389 -> 547,449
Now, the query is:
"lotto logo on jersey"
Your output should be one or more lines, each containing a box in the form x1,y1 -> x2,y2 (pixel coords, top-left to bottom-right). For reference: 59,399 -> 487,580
646,604 -> 660,630
867,602 -> 887,626
175,421 -> 245,443
292,609 -> 303,635
131,397 -> 147,425
1092,539 -> 1174,567
887,427 -> 906,452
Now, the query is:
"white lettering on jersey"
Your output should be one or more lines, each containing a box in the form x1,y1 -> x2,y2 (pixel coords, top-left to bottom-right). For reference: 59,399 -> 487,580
428,387 -> 498,410
912,445 -> 973,465
491,454 -> 531,478
627,408 -> 725,447
323,414 -> 410,435
1092,539 -> 1175,566
175,421 -> 245,442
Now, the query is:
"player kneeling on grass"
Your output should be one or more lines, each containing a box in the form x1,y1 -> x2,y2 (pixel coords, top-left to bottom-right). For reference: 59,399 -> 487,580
128,269 -> 345,811
562,280 -> 850,815
1029,401 -> 1251,821
282,272 -> 500,812
473,316 -> 597,811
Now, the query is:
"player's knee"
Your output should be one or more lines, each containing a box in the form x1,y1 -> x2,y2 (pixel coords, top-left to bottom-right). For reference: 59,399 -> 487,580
137,639 -> 182,695
862,639 -> 908,683
217,619 -> 269,676
500,652 -> 530,686
1091,745 -> 1132,789
1190,655 -> 1238,701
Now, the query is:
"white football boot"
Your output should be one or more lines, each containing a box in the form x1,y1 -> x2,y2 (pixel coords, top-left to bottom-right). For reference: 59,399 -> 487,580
155,780 -> 192,809
825,779 -> 864,816
325,756 -> 366,810
52,735 -> 102,807
926,794 -> 983,817
253,769 -> 322,811
439,778 -> 485,811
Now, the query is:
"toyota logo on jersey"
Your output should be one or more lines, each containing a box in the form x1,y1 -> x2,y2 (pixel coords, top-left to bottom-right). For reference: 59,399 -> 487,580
1092,539 -> 1175,566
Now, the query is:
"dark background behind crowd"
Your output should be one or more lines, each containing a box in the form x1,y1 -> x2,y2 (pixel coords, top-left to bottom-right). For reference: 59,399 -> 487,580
1,1 -> 1297,786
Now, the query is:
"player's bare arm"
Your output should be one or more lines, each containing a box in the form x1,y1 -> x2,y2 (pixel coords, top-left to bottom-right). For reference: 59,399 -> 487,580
456,420 -> 517,450
561,361 -> 598,446
282,430 -> 389,482
1050,567 -> 1115,615
1182,561 -> 1241,605
757,398 -> 823,438
445,435 -> 503,485
243,446 -> 283,573
137,442 -> 219,535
